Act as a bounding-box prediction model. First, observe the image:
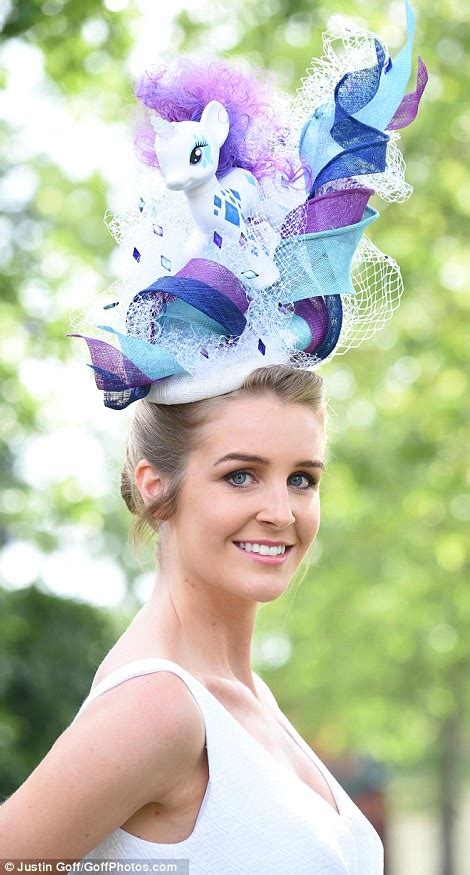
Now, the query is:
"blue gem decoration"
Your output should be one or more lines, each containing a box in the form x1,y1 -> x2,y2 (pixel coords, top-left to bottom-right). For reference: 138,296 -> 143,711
278,303 -> 289,313
258,338 -> 266,355
214,209 -> 219,216
103,301 -> 119,310
230,189 -> 241,201
214,195 -> 222,208
160,255 -> 171,271
224,201 -> 240,226
138,197 -> 145,212
200,348 -> 209,358
241,270 -> 259,279
213,231 -> 222,248
133,247 -> 141,262
152,224 -> 163,236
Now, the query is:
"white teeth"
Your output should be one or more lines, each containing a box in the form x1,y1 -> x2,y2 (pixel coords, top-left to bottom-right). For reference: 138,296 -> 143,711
237,543 -> 286,556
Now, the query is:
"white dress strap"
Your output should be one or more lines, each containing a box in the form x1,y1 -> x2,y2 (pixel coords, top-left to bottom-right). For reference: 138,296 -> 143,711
72,657 -> 212,724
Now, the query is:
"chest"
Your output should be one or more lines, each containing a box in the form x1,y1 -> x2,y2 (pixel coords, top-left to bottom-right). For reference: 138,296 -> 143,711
118,682 -> 339,845
210,680 -> 339,812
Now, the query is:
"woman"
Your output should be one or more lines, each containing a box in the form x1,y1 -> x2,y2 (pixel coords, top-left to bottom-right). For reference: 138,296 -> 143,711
1,7 -> 425,868
0,365 -> 384,872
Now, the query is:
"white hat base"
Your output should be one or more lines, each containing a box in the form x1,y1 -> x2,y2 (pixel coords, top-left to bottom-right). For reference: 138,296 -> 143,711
146,349 -> 292,404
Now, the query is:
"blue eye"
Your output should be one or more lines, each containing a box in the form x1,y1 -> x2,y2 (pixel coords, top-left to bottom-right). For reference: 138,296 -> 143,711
229,471 -> 251,487
290,473 -> 314,489
190,141 -> 208,165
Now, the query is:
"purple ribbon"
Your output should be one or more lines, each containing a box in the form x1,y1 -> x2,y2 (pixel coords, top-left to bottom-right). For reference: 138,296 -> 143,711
281,186 -> 374,238
387,57 -> 428,131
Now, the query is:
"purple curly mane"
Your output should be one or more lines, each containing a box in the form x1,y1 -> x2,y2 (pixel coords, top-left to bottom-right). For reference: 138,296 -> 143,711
135,56 -> 297,183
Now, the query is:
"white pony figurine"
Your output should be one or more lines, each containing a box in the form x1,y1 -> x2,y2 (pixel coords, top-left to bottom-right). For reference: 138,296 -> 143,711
151,100 -> 281,290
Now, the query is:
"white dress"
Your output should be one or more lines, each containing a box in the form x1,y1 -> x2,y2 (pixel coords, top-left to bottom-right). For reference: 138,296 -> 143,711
72,657 -> 384,874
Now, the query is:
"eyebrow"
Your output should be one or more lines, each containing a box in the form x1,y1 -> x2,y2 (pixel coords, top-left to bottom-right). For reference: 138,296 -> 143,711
214,453 -> 325,470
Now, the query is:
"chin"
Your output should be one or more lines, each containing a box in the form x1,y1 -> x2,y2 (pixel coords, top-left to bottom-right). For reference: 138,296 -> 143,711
240,574 -> 292,604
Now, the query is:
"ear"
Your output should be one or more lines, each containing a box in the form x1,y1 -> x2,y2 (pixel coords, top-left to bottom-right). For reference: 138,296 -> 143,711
150,115 -> 176,141
200,100 -> 230,148
134,459 -> 166,507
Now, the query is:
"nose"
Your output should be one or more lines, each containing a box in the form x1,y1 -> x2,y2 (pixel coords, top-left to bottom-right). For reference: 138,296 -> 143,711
255,483 -> 296,529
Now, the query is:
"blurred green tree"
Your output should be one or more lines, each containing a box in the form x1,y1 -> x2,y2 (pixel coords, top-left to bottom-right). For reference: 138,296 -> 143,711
1,0 -> 140,581
0,585 -> 119,799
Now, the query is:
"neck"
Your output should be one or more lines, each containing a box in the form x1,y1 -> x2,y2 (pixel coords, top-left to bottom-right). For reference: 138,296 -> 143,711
137,565 -> 258,692
186,175 -> 221,201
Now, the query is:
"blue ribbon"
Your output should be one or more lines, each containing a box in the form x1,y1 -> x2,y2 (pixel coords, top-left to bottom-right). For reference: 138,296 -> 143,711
300,0 -> 417,193
141,275 -> 247,337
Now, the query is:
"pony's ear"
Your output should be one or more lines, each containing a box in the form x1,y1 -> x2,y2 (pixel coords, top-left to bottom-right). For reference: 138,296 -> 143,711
200,101 -> 230,147
150,115 -> 175,141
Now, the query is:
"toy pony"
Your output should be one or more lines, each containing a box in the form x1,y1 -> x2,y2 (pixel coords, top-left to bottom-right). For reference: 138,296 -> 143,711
151,101 -> 281,291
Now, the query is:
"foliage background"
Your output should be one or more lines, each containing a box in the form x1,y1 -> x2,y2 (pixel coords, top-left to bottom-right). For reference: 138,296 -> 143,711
0,0 -> 468,836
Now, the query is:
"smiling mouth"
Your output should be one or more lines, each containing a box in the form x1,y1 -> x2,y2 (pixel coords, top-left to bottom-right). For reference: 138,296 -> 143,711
233,543 -> 293,563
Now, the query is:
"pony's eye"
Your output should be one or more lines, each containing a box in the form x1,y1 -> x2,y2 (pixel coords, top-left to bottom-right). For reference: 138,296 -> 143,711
189,141 -> 207,164
190,146 -> 203,165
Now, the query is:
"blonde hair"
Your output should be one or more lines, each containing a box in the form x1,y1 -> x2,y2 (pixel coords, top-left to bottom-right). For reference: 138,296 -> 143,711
121,364 -> 327,555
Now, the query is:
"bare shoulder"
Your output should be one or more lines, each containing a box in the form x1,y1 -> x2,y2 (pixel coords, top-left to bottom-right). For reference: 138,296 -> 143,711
0,671 -> 205,859
88,668 -> 204,730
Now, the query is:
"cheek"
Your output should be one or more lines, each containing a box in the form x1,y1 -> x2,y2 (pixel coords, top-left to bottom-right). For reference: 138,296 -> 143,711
182,487 -> 235,543
200,489 -> 249,547
304,495 -> 321,538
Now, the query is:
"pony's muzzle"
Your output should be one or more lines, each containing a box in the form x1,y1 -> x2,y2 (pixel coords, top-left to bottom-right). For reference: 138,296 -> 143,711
165,177 -> 188,191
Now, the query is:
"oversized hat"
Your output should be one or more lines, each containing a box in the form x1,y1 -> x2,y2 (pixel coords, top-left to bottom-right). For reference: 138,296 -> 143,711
69,0 -> 427,408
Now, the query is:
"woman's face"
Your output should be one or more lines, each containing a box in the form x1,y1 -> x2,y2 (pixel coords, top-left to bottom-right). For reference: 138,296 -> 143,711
154,393 -> 325,604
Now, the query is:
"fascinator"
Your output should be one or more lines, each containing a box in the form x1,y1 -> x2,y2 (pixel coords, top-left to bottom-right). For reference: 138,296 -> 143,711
69,0 -> 427,408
